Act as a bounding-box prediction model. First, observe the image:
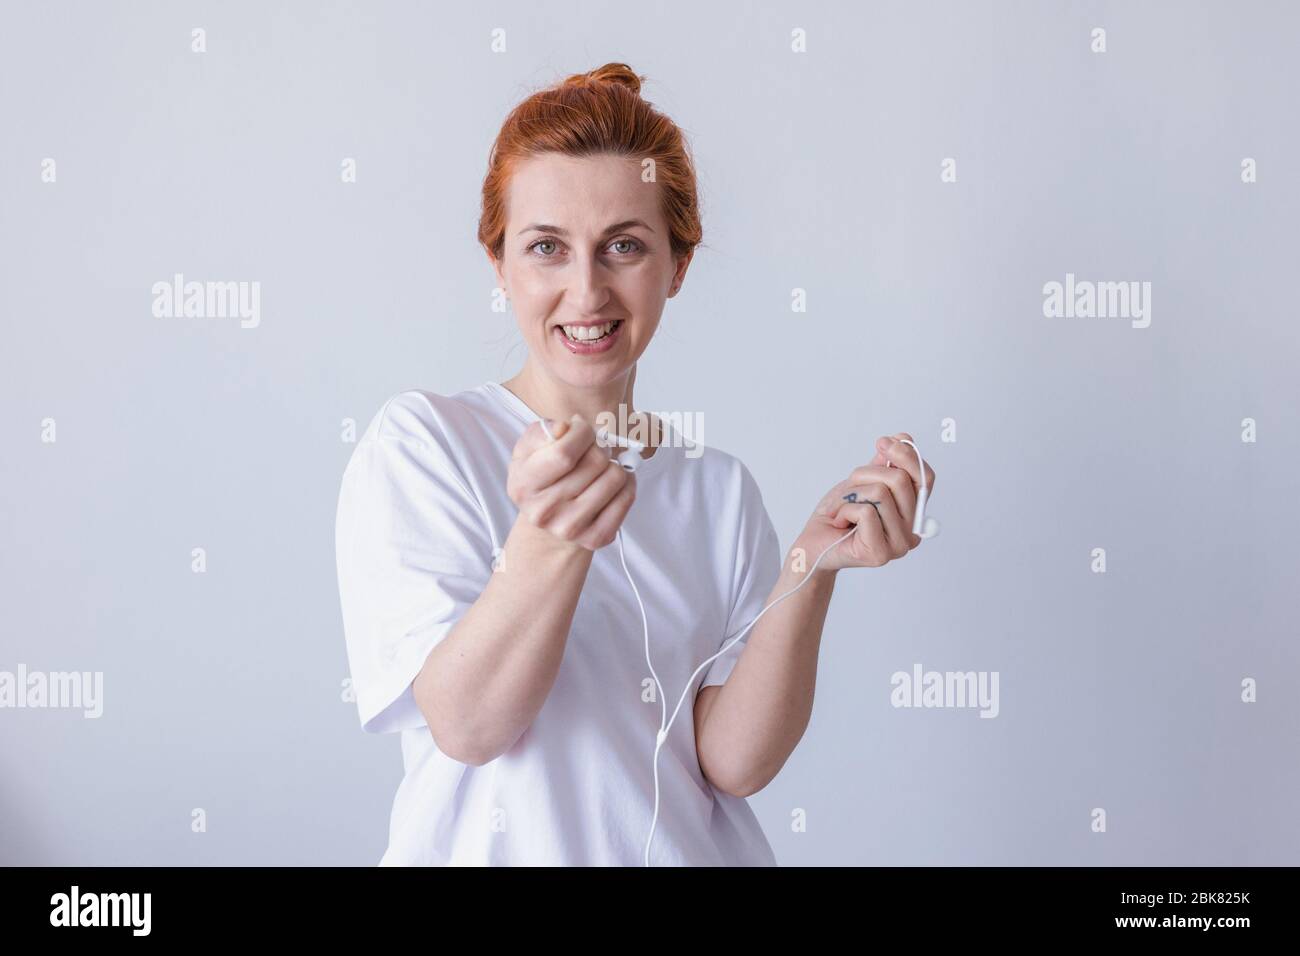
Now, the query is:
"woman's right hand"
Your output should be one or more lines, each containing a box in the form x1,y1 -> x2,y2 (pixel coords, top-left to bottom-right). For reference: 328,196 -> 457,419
506,414 -> 637,551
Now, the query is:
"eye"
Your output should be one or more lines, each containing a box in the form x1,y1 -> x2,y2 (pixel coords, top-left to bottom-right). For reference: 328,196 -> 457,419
525,236 -> 643,259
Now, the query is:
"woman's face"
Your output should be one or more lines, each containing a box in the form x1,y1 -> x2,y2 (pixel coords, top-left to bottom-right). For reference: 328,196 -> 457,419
490,152 -> 692,390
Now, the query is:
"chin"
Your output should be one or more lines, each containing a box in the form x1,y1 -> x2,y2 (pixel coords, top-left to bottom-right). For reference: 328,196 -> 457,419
550,364 -> 635,390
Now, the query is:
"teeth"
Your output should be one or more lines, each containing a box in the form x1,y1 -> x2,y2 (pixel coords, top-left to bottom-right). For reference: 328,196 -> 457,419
562,320 -> 618,342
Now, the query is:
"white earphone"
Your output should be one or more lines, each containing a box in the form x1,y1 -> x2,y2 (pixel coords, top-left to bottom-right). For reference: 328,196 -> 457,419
893,439 -> 939,540
537,420 -> 937,864
595,426 -> 647,473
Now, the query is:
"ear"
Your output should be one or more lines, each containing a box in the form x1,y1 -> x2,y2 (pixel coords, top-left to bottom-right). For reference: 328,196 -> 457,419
667,249 -> 694,298
486,248 -> 506,291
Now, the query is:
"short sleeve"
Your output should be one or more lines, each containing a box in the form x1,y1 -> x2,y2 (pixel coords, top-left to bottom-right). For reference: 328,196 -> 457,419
700,468 -> 783,690
335,434 -> 495,734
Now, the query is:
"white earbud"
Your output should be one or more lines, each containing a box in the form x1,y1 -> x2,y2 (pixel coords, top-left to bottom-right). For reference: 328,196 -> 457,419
912,488 -> 940,538
539,419 -> 643,471
892,439 -> 940,539
596,426 -> 645,472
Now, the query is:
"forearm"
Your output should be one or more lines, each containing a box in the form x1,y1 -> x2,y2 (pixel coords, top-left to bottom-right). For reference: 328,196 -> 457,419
696,534 -> 838,796
413,518 -> 592,764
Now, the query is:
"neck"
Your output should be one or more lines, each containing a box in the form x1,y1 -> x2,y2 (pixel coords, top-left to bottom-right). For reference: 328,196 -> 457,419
502,362 -> 659,456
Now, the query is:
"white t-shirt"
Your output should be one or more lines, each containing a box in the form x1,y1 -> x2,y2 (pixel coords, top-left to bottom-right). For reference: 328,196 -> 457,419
335,382 -> 783,866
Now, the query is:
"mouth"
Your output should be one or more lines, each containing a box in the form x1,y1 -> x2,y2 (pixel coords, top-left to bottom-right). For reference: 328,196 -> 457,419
554,319 -> 624,354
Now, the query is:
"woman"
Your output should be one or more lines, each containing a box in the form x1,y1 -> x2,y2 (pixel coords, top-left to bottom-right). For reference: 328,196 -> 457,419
335,63 -> 936,866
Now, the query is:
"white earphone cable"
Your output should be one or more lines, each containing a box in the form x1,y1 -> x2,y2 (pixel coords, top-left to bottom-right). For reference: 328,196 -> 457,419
539,421 -> 934,866
624,522 -> 856,866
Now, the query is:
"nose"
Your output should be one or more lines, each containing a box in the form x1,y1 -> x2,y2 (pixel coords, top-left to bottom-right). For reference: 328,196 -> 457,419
568,251 -> 611,315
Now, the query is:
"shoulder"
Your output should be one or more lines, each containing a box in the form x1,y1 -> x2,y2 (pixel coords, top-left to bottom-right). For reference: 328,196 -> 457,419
351,385 -> 507,470
365,387 -> 487,448
340,386 -> 499,497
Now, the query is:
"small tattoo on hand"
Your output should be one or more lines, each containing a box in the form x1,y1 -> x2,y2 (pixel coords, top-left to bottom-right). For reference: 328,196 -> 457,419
842,492 -> 883,521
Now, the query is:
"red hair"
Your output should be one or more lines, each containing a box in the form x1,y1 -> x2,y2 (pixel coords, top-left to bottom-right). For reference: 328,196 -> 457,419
477,63 -> 703,262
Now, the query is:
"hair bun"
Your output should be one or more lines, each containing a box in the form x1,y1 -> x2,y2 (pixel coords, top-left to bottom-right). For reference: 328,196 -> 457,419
563,62 -> 643,96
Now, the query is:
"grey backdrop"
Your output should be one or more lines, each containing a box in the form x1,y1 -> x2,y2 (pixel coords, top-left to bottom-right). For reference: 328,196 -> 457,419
3,0 -> 1297,865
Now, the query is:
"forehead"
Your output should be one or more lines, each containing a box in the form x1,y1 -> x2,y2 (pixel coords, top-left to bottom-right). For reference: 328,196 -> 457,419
506,152 -> 660,229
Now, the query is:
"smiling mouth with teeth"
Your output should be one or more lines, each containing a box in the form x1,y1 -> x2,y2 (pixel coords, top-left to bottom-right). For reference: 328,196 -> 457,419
560,320 -> 623,343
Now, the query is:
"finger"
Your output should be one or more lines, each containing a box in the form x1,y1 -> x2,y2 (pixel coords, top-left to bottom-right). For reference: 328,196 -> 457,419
866,431 -> 916,469
525,415 -> 598,489
815,475 -> 860,518
878,436 -> 936,495
814,478 -> 846,517
815,469 -> 889,518
843,465 -> 917,529
815,441 -> 919,518
528,443 -> 614,523
513,420 -> 559,460
578,472 -> 637,549
828,499 -> 890,562
836,483 -> 916,555
877,436 -> 917,483
515,416 -> 577,460
550,458 -> 631,542
813,432 -> 912,517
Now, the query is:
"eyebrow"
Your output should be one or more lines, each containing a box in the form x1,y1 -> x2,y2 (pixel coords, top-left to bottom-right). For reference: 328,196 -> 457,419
516,219 -> 655,237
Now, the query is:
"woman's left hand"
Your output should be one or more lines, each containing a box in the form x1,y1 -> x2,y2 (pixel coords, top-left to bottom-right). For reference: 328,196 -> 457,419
798,432 -> 937,573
